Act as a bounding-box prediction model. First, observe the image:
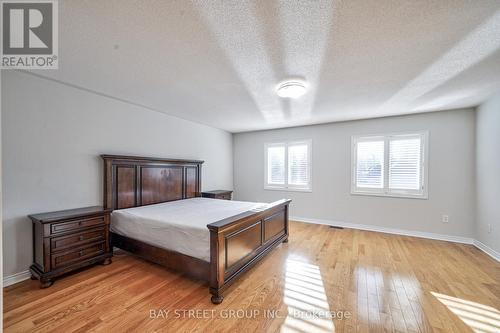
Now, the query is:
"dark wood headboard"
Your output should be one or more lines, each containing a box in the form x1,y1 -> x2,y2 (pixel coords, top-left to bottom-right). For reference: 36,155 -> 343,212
102,155 -> 203,210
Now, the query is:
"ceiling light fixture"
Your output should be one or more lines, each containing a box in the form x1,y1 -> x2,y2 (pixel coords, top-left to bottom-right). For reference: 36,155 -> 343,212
276,80 -> 307,98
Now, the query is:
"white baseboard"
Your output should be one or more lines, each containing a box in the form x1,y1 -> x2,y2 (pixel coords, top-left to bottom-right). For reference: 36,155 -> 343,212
291,216 -> 474,244
3,270 -> 31,287
473,240 -> 500,262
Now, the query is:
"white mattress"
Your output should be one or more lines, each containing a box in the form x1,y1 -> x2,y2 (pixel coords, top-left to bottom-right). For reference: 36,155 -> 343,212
111,197 -> 266,261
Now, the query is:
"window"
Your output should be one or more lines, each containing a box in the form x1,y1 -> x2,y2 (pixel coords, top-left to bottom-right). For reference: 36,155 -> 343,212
265,140 -> 312,191
266,144 -> 286,186
351,132 -> 428,198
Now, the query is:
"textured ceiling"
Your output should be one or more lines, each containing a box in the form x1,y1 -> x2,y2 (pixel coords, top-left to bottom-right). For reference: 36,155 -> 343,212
29,0 -> 500,132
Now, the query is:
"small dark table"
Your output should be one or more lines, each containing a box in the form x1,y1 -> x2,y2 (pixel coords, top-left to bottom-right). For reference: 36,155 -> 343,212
29,206 -> 112,288
201,190 -> 233,200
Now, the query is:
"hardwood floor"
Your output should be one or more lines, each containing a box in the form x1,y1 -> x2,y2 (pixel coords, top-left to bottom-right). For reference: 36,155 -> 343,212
4,221 -> 499,333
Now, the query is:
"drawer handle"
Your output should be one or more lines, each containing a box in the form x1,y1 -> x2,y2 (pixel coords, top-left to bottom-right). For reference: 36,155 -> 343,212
79,236 -> 84,241
79,250 -> 84,256
78,221 -> 83,226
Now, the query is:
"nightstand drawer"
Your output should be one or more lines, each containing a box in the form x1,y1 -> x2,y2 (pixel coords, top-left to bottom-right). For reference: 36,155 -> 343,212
51,227 -> 105,252
51,241 -> 106,269
30,206 -> 112,287
50,216 -> 105,235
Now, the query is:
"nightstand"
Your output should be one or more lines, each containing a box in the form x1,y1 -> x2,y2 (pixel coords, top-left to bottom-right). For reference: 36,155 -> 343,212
201,190 -> 233,200
28,206 -> 112,288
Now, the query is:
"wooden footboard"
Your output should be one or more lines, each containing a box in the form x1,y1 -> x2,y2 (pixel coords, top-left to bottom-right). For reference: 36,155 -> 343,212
207,199 -> 291,304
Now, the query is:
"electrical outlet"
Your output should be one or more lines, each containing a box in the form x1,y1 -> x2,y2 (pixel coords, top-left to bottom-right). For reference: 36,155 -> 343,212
488,224 -> 492,233
442,215 -> 449,223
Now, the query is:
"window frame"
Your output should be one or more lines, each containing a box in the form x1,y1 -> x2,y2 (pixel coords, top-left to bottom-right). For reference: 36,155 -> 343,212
264,139 -> 312,192
351,131 -> 429,199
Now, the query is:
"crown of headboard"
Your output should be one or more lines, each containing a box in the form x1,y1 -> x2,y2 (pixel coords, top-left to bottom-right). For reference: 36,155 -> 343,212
101,155 -> 203,210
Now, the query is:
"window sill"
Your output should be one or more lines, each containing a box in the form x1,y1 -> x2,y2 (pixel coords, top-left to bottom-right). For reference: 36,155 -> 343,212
351,190 -> 428,200
265,186 -> 312,193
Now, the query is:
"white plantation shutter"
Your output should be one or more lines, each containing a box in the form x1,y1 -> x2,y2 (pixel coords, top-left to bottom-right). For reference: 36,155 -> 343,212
288,144 -> 309,186
267,145 -> 285,185
389,137 -> 421,190
352,132 -> 428,198
356,140 -> 384,188
265,140 -> 312,190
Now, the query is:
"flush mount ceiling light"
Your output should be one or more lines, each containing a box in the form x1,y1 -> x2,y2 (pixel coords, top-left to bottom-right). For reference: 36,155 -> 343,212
276,80 -> 307,98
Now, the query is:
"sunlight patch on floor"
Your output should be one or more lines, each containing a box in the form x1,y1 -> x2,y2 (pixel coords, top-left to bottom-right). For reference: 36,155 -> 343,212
281,259 -> 335,332
432,291 -> 500,333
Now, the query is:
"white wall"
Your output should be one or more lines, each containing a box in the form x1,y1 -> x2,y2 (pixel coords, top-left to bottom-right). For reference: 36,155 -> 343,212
0,70 -> 4,317
476,92 -> 500,254
1,70 -> 233,278
234,109 -> 476,238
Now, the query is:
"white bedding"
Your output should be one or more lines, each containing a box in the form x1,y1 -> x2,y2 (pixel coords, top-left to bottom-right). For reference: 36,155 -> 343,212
111,197 -> 266,261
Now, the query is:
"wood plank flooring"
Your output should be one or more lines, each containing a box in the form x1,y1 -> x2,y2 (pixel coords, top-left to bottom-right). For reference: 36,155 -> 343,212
4,221 -> 500,332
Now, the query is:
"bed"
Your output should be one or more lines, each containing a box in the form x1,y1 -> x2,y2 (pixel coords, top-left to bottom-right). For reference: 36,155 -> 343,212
102,155 -> 291,304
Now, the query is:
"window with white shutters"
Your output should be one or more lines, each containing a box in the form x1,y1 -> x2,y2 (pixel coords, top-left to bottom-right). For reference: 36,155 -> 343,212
356,140 -> 384,189
389,136 -> 421,191
352,132 -> 428,198
265,140 -> 312,191
288,143 -> 309,186
267,145 -> 285,185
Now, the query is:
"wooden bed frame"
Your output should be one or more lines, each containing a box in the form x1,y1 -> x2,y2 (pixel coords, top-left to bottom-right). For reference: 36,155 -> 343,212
102,155 -> 291,304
